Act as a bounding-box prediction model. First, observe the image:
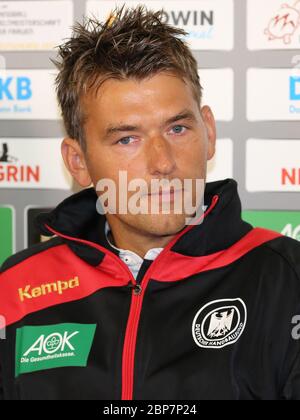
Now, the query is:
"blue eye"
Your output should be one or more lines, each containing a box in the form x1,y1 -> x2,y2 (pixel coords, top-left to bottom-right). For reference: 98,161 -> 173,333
118,137 -> 134,145
171,125 -> 187,134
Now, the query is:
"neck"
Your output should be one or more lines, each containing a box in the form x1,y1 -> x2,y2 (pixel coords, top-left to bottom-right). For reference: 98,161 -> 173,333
106,218 -> 178,258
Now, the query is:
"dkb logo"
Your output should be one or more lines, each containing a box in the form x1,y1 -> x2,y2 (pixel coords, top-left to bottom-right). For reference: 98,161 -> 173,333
290,76 -> 300,100
0,77 -> 32,100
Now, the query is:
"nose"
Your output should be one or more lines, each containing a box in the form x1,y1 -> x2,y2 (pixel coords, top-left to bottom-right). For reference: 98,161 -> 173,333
145,135 -> 177,176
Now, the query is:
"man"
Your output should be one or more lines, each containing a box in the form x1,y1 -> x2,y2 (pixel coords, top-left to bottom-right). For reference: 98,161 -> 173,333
0,6 -> 300,400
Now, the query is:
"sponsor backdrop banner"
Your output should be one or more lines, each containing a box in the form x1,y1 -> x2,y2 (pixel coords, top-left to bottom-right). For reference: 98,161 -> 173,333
247,0 -> 300,50
87,0 -> 235,51
0,0 -> 299,265
0,138 -> 72,189
243,210 -> 300,241
0,206 -> 14,264
0,1 -> 74,51
0,70 -> 60,120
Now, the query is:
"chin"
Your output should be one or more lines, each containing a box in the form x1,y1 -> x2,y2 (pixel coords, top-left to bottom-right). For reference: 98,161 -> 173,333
135,213 -> 188,237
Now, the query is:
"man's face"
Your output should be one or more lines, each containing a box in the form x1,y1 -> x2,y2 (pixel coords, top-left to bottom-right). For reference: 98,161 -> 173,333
72,72 -> 216,238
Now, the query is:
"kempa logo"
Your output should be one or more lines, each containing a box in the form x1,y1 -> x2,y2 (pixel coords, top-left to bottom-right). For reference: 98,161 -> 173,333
192,298 -> 247,349
18,276 -> 80,302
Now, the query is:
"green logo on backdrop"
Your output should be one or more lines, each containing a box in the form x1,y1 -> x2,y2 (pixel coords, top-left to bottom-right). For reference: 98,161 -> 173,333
243,211 -> 300,241
15,323 -> 97,377
0,207 -> 14,266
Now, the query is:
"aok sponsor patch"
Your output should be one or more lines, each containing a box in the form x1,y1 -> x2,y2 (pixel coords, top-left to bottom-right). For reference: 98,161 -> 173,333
15,323 -> 96,377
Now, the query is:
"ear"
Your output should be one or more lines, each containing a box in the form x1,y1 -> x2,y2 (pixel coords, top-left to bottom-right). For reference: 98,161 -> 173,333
200,105 -> 216,161
61,138 -> 92,187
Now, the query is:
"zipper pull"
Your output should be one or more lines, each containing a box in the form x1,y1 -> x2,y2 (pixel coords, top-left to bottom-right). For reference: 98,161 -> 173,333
128,283 -> 143,295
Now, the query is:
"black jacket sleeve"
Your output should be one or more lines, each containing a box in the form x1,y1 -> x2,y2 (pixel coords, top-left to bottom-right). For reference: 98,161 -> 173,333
282,351 -> 300,400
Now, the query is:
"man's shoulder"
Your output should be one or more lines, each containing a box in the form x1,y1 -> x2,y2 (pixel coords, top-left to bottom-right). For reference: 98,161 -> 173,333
257,233 -> 300,288
264,234 -> 300,273
0,236 -> 64,275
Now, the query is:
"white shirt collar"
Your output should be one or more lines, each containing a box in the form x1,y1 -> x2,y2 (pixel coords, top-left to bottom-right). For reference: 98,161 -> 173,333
104,220 -> 163,265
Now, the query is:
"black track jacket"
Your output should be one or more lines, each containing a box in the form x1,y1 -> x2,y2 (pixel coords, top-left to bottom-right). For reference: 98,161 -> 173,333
1,178 -> 300,400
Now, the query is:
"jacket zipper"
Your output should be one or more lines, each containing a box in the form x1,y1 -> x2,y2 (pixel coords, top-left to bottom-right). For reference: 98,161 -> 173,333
43,223 -> 146,400
45,194 -> 219,400
120,195 -> 219,400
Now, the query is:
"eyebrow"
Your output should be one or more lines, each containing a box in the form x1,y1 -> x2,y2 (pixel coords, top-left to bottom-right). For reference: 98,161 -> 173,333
104,109 -> 197,138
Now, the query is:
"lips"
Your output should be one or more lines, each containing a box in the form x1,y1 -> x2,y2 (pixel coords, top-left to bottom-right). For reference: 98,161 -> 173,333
146,188 -> 183,203
147,188 -> 182,196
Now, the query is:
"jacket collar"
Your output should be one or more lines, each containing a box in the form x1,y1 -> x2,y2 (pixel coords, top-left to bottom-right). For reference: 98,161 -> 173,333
36,178 -> 252,263
172,178 -> 253,256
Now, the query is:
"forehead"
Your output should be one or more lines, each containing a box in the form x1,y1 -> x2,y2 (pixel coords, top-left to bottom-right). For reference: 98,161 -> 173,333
81,72 -> 198,126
